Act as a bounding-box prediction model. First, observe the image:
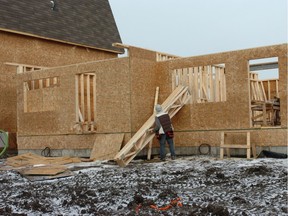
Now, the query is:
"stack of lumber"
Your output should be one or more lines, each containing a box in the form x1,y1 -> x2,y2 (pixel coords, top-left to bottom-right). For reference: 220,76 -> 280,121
4,153 -> 83,178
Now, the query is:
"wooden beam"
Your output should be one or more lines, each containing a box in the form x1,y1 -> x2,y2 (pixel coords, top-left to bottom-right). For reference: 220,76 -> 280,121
75,75 -> 79,122
147,86 -> 159,160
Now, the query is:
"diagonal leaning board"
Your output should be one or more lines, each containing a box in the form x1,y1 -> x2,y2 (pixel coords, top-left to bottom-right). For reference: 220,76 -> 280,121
114,85 -> 191,167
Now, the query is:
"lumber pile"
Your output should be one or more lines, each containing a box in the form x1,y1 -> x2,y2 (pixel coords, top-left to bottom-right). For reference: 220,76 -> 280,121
114,85 -> 191,167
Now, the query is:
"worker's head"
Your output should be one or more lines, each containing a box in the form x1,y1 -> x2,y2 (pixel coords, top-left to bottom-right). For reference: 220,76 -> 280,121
155,104 -> 162,113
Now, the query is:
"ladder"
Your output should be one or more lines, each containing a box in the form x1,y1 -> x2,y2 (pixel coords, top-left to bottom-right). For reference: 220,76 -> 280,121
114,85 -> 191,167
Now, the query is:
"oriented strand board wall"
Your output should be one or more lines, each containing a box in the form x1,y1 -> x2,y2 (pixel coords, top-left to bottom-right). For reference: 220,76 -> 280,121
17,44 -> 288,154
129,47 -> 158,132
153,44 -> 287,147
0,31 -> 118,148
17,58 -> 130,150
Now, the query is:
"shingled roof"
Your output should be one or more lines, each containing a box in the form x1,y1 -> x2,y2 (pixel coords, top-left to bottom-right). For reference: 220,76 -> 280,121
0,0 -> 124,53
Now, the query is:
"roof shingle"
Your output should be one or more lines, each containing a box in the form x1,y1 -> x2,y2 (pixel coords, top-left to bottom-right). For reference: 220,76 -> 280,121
0,0 -> 123,53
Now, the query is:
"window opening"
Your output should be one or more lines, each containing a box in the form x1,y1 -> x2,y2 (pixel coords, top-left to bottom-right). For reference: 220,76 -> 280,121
172,64 -> 226,103
75,73 -> 96,133
249,57 -> 280,127
23,76 -> 60,113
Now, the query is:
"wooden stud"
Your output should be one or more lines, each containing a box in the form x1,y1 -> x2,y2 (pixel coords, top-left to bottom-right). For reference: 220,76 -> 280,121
247,132 -> 251,159
80,74 -> 85,121
193,67 -> 199,101
188,67 -> 193,103
75,75 -> 79,122
147,86 -> 159,160
93,74 -> 96,122
220,132 -> 224,159
215,67 -> 220,102
86,75 -> 91,123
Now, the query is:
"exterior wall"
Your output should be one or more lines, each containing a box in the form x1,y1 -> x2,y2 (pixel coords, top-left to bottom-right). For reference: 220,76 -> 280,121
17,58 -> 130,154
16,44 -> 287,157
154,44 -> 287,149
0,31 -> 118,149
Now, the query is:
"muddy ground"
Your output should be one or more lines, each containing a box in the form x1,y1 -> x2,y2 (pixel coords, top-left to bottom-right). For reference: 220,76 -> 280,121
0,156 -> 287,215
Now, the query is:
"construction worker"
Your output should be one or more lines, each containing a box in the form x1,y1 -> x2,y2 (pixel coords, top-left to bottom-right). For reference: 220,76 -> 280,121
152,104 -> 176,161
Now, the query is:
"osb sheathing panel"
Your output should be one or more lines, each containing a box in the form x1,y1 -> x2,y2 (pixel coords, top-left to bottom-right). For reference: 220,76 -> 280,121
18,134 -> 98,150
17,44 -> 287,150
0,31 -> 117,134
173,128 -> 287,147
129,47 -> 158,132
17,58 -> 131,138
155,44 -> 287,132
0,68 -> 17,132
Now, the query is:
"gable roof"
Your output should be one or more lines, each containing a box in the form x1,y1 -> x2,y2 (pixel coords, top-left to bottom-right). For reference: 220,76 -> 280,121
0,0 -> 124,53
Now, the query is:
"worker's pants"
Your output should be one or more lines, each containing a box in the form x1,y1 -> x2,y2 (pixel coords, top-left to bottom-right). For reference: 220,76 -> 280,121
159,134 -> 176,159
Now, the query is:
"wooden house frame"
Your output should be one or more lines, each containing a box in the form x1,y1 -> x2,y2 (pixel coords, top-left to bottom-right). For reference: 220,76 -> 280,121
15,43 -> 287,158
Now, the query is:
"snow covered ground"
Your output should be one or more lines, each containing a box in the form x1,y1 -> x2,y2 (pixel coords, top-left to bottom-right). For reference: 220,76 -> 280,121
0,156 -> 287,215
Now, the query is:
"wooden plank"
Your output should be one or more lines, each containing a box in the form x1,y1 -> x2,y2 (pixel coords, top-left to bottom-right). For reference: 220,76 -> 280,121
23,82 -> 28,112
215,67 -> 220,102
147,86 -> 159,160
90,134 -> 124,160
92,75 -> 97,130
276,80 -> 279,97
183,68 -> 188,87
247,132 -> 251,159
260,81 -> 267,101
188,67 -> 193,103
199,67 -> 203,99
22,170 -> 74,181
80,74 -> 85,121
193,67 -> 199,102
87,75 -> 91,123
6,153 -> 81,167
208,66 -> 214,102
178,69 -> 182,86
220,68 -> 225,101
223,68 -> 226,101
20,165 -> 67,176
220,144 -> 250,149
75,75 -> 79,122
220,132 -> 224,159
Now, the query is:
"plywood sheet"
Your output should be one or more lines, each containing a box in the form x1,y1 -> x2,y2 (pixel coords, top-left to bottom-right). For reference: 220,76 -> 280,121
20,165 -> 67,176
6,152 -> 81,167
21,170 -> 74,181
90,133 -> 124,160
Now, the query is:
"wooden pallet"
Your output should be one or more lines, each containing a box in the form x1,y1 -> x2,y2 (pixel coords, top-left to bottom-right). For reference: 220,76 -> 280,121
114,85 -> 191,167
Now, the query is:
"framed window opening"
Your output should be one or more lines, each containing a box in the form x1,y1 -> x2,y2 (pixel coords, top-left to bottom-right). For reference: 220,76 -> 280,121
23,76 -> 60,113
249,57 -> 280,127
172,64 -> 226,104
75,73 -> 96,133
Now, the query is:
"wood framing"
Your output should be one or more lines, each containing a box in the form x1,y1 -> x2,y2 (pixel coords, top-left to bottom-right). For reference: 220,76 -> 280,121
220,131 -> 256,159
114,85 -> 191,167
74,73 -> 97,133
172,65 -> 226,103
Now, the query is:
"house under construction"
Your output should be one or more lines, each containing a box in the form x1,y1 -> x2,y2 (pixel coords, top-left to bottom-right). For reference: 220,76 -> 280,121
0,1 -> 287,163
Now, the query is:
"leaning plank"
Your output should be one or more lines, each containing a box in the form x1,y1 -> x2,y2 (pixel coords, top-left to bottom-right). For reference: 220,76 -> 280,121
90,134 -> 124,160
147,86 -> 159,160
114,85 -> 191,167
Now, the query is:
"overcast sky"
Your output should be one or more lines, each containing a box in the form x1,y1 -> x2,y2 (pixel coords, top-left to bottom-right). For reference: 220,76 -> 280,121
109,0 -> 287,57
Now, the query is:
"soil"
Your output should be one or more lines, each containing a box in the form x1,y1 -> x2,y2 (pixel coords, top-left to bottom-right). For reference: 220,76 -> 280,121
0,156 -> 287,215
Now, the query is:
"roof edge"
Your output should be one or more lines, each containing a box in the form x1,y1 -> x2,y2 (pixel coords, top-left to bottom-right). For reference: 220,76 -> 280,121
0,28 -> 124,54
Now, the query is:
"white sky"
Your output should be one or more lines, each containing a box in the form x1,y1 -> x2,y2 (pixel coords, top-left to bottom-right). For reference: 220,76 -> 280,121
109,0 -> 287,57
